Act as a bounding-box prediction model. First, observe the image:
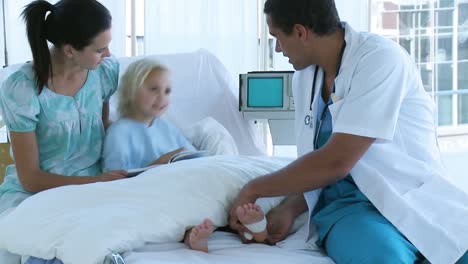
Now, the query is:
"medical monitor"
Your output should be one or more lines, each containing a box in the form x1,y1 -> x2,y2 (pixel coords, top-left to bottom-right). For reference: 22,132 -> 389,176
239,71 -> 295,145
239,71 -> 294,112
247,77 -> 284,108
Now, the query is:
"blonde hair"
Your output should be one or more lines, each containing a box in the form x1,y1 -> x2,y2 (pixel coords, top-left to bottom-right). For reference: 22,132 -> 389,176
118,58 -> 169,118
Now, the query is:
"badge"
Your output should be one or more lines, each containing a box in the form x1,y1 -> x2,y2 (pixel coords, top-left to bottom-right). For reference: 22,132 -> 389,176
304,115 -> 311,125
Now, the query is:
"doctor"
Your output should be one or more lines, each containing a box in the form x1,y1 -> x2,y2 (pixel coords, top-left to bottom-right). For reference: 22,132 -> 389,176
229,0 -> 468,263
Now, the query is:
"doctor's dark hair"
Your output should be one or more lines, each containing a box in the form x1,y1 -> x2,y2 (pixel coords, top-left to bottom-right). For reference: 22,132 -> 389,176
21,0 -> 112,93
264,0 -> 341,36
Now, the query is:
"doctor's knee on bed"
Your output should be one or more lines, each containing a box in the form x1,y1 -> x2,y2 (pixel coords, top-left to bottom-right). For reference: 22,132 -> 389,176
457,252 -> 468,264
322,212 -> 422,264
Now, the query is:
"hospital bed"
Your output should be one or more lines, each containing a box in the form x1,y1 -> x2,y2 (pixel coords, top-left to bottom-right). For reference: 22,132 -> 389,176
0,50 -> 334,264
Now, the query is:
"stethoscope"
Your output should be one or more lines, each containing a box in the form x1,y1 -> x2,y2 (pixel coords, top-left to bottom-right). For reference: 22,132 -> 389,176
304,39 -> 347,149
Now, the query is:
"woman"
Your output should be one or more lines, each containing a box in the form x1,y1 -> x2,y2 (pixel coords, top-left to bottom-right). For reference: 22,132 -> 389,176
0,0 -> 127,263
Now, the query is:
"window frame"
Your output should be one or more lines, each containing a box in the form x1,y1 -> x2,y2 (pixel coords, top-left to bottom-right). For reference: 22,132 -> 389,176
370,0 -> 468,135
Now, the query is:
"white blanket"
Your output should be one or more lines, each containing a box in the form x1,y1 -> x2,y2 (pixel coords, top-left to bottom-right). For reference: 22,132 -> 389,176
0,156 -> 291,264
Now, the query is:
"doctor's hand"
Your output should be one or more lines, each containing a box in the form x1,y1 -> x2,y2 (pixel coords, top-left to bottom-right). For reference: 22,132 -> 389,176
228,182 -> 259,236
265,204 -> 295,244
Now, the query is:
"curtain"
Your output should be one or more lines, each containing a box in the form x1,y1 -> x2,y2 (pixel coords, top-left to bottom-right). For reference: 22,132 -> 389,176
144,0 -> 258,79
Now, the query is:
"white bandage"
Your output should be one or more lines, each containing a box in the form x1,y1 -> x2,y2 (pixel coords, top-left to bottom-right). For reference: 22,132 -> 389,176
243,232 -> 254,240
242,216 -> 267,240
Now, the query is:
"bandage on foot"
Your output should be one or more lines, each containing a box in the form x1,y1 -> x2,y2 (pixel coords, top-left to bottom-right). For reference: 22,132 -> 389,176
236,203 -> 268,242
243,217 -> 267,240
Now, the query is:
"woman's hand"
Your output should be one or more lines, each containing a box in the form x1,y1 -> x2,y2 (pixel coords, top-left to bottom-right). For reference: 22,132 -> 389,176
98,170 -> 127,182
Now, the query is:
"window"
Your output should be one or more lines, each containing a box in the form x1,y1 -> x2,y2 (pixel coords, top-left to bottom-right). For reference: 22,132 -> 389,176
370,1 -> 468,185
370,0 -> 468,132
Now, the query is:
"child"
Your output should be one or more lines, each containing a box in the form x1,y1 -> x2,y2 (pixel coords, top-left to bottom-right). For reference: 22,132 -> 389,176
103,59 -> 196,172
103,58 -> 269,252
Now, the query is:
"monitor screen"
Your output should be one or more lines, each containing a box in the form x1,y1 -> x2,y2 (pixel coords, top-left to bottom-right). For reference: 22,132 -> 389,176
247,77 -> 283,108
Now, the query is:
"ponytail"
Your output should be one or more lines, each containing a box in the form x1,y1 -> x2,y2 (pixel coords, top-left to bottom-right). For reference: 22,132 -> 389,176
21,0 -> 54,93
21,0 -> 112,94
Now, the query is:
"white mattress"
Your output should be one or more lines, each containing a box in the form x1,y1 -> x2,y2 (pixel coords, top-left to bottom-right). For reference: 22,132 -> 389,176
123,226 -> 334,264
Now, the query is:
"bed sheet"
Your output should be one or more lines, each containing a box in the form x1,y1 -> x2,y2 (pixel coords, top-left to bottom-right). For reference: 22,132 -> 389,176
124,229 -> 334,264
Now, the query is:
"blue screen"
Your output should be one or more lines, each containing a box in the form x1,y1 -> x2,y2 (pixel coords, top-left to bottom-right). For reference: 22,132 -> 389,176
247,77 -> 283,107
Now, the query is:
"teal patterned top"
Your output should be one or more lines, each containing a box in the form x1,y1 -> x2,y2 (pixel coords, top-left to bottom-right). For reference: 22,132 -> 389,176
0,56 -> 119,194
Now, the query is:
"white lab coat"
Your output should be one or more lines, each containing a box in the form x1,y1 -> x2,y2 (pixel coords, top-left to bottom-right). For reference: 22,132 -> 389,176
294,23 -> 468,264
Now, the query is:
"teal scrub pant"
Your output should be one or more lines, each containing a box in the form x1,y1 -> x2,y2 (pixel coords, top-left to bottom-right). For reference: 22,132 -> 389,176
321,204 -> 468,264
458,253 -> 468,264
322,204 -> 421,264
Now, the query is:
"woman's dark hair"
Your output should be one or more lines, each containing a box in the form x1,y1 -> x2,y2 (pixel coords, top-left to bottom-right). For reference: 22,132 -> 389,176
21,0 -> 112,93
264,0 -> 340,36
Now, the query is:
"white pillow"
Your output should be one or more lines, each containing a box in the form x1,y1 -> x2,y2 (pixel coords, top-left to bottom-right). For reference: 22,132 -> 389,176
0,156 -> 296,264
183,117 -> 238,155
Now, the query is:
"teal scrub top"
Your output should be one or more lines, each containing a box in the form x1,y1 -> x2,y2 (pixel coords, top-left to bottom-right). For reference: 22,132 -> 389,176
305,94 -> 371,246
0,56 -> 119,196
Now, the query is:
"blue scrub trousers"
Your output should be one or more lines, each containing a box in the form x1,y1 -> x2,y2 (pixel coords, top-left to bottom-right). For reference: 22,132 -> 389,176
458,253 -> 468,264
319,201 -> 421,263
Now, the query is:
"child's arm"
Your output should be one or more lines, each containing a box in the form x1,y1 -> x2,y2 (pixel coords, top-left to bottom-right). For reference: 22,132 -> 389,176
147,147 -> 187,165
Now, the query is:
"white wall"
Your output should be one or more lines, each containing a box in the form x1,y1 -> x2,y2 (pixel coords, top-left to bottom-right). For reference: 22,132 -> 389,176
3,0 -> 126,65
4,0 -> 38,64
0,0 -> 5,67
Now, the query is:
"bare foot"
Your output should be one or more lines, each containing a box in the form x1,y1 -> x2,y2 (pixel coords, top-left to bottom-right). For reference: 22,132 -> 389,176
236,203 -> 267,243
184,219 -> 213,252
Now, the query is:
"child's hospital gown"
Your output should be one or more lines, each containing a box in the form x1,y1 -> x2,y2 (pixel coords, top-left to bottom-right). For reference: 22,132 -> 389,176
0,56 -> 119,215
102,117 -> 196,171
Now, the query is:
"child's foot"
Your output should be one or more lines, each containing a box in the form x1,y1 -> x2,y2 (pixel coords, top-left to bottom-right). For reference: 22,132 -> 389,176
184,219 -> 213,252
236,203 -> 268,243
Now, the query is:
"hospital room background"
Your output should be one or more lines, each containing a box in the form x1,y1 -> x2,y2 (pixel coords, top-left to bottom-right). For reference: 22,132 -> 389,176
0,0 -> 467,190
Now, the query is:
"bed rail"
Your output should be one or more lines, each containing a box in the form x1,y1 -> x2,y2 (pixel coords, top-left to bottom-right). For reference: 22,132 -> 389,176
103,252 -> 126,264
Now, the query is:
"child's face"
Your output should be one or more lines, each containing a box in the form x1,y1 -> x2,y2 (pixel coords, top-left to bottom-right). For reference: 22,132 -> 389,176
135,69 -> 171,119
